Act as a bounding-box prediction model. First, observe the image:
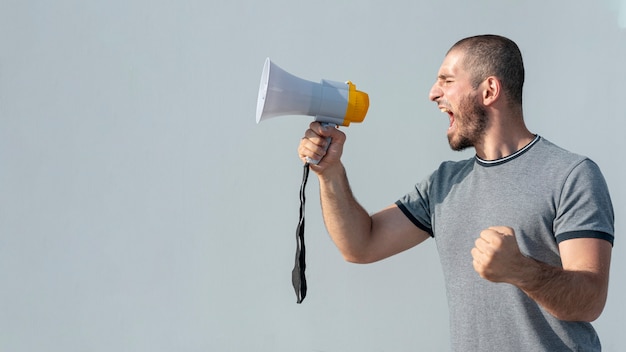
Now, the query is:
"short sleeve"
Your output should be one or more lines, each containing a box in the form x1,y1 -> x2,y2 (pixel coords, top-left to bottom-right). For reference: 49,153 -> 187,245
396,175 -> 434,237
554,159 -> 614,246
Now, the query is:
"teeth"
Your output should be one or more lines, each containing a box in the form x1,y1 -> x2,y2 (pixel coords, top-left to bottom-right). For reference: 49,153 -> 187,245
440,108 -> 449,113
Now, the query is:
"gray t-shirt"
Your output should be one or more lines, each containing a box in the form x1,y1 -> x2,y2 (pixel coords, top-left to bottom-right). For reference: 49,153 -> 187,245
396,136 -> 614,351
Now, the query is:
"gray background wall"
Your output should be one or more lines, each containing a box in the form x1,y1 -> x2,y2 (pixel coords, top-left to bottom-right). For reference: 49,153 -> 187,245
1,0 -> 625,351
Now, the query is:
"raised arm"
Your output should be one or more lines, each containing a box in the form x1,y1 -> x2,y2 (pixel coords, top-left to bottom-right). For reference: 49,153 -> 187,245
298,122 -> 430,263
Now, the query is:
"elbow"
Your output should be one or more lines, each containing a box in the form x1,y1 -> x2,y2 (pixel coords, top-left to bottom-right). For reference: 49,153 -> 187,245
576,304 -> 606,323
344,257 -> 377,265
571,290 -> 609,322
341,250 -> 379,265
342,254 -> 373,264
551,313 -> 596,323
553,310 -> 603,323
584,310 -> 603,323
550,301 -> 607,323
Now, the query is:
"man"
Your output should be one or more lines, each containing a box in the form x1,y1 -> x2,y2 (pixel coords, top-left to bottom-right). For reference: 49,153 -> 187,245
297,35 -> 614,351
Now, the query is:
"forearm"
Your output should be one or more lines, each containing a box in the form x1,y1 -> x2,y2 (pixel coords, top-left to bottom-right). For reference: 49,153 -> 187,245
514,257 -> 608,322
318,163 -> 373,263
473,228 -> 611,322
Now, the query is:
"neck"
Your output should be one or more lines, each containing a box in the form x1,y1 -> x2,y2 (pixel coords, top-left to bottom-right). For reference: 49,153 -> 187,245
474,111 -> 534,161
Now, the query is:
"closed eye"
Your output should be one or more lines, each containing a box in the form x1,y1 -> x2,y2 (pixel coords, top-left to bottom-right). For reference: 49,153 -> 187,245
438,75 -> 454,85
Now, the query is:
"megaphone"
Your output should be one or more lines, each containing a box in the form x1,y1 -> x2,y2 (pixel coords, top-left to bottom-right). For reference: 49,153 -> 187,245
256,58 -> 369,149
255,58 -> 370,304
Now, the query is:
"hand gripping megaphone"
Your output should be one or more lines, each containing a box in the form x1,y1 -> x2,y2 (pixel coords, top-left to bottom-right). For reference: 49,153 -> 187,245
255,58 -> 370,304
256,58 -> 369,164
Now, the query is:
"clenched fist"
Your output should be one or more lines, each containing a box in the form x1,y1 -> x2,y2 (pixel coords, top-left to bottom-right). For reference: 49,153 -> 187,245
471,226 -> 530,284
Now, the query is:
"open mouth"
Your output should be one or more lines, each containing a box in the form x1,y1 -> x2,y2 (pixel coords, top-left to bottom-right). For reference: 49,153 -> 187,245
440,107 -> 455,130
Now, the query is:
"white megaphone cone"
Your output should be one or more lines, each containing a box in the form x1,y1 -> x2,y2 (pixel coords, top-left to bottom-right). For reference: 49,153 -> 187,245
256,58 -> 369,164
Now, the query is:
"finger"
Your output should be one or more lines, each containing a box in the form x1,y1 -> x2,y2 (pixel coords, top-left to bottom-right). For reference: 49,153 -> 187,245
470,246 -> 482,261
298,138 -> 327,163
479,228 -> 503,243
310,121 -> 334,136
309,121 -> 322,131
474,237 -> 496,258
488,226 -> 515,237
472,256 -> 480,270
473,236 -> 488,252
304,134 -> 330,156
303,129 -> 330,148
471,252 -> 487,278
310,121 -> 347,142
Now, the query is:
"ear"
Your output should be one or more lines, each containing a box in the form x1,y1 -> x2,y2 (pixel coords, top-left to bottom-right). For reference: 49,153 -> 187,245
481,76 -> 501,106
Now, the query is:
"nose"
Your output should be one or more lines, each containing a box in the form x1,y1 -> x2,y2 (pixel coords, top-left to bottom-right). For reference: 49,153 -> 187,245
429,83 -> 442,102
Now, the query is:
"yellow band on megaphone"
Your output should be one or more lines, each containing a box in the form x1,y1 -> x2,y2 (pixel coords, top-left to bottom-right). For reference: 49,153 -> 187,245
343,81 -> 370,126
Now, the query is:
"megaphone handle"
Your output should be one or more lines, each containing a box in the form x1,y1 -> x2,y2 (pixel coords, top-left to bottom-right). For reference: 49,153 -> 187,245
306,122 -> 336,165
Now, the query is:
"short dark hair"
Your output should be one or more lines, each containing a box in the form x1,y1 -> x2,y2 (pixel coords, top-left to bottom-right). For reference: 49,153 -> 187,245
449,35 -> 525,106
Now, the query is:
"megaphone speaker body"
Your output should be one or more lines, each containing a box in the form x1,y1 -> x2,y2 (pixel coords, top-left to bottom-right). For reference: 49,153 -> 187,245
256,58 -> 369,127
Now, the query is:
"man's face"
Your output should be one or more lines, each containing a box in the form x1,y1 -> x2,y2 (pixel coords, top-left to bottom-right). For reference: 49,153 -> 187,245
429,50 -> 488,151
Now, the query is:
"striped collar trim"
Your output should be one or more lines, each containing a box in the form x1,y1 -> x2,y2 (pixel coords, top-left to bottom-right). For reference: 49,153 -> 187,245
475,135 -> 540,167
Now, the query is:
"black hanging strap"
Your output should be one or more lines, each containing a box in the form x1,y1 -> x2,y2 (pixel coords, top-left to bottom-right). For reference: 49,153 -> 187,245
292,162 -> 310,303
